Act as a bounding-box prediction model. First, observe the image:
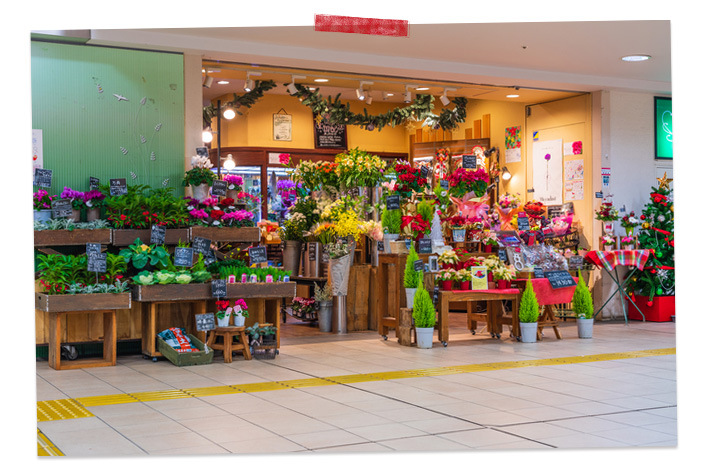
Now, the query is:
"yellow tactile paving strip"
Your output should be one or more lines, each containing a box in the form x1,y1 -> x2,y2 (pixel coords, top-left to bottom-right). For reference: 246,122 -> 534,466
37,429 -> 63,456
39,348 -> 675,422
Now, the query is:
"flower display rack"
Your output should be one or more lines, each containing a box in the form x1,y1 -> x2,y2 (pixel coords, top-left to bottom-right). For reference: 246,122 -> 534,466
112,228 -> 190,246
34,229 -> 113,247
189,226 -> 261,243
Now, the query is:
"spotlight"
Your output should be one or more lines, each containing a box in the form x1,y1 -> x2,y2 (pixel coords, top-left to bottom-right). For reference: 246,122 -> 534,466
403,86 -> 412,103
382,91 -> 391,100
244,72 -> 261,92
202,129 -> 214,143
286,75 -> 305,95
203,76 -> 214,88
366,92 -> 373,105
223,107 -> 236,120
356,88 -> 366,100
223,154 -> 236,170
440,89 -> 450,106
501,167 -> 512,181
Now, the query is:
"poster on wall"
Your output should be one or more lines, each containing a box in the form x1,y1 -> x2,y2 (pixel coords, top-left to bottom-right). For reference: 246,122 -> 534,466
32,129 -> 43,179
564,181 -> 584,201
505,126 -> 522,163
273,112 -> 292,141
532,139 -> 563,204
313,113 -> 347,149
564,159 -> 584,180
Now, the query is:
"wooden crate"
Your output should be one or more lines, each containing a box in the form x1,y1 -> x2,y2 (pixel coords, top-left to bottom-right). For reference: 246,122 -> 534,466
113,228 -> 190,246
34,229 -> 113,247
35,292 -> 132,313
190,226 -> 261,243
347,264 -> 370,332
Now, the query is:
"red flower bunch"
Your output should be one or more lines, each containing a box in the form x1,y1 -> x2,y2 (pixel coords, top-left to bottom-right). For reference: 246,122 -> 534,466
220,198 -> 235,207
215,299 -> 230,310
210,209 -> 225,220
400,215 -> 431,241
447,167 -> 489,198
393,162 -> 428,199
442,215 -> 469,227
523,200 -> 546,219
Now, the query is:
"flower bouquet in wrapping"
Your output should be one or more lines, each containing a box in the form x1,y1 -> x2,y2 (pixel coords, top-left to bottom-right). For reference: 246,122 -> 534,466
497,193 -> 522,214
595,202 -> 619,222
523,200 -> 546,220
447,166 -> 489,198
335,148 -> 386,189
620,211 -> 639,236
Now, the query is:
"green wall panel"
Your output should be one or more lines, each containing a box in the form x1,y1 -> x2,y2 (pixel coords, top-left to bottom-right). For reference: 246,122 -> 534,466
31,41 -> 185,195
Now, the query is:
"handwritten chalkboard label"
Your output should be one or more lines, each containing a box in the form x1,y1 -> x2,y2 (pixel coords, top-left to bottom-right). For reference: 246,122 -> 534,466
192,236 -> 212,256
174,247 -> 194,267
462,154 -> 476,169
418,238 -> 432,254
314,114 -> 348,149
150,224 -> 166,245
517,216 -> 530,231
321,247 -> 330,263
89,177 -> 100,190
196,147 -> 209,157
534,267 -> 545,278
377,240 -> 384,252
248,246 -> 268,264
204,250 -> 216,266
195,313 -> 216,332
545,270 -> 576,289
498,249 -> 508,262
211,180 -> 228,197
568,255 -> 584,271
420,165 -> 430,179
405,239 -> 413,251
386,195 -> 400,210
88,252 -> 107,273
413,260 -> 424,272
211,279 -> 227,298
51,198 -> 73,218
440,179 -> 449,190
86,243 -> 102,256
109,178 -> 128,196
34,168 -> 53,188
433,285 -> 439,306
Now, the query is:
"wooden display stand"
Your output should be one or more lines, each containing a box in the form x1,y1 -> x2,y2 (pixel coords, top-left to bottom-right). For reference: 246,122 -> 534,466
437,289 -> 521,345
397,307 -> 416,346
207,326 -> 252,363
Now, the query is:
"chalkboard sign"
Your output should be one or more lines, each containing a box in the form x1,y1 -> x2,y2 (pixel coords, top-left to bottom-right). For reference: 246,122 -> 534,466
89,177 -> 100,190
248,246 -> 268,264
418,238 -> 432,254
498,249 -> 508,262
204,251 -> 216,266
413,260 -> 424,272
195,313 -> 216,332
432,285 -> 439,306
51,198 -> 73,218
377,240 -> 384,252
109,178 -> 128,196
313,114 -> 347,149
88,252 -> 107,273
196,147 -> 209,157
462,154 -> 476,169
534,267 -> 545,279
34,168 -> 52,188
174,247 -> 194,267
440,179 -> 449,190
568,255 -> 584,271
150,224 -> 166,245
517,216 -> 530,231
192,236 -> 212,256
321,247 -> 330,263
405,239 -> 413,251
545,270 -> 576,289
420,165 -> 430,179
211,180 -> 228,197
211,279 -> 227,298
308,243 -> 317,261
86,243 -> 102,256
386,195 -> 400,210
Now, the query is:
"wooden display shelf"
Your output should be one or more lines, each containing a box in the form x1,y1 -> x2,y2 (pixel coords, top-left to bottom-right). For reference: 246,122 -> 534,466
190,226 -> 261,243
113,228 -> 190,246
132,282 -> 296,302
35,292 -> 132,313
34,229 -> 113,247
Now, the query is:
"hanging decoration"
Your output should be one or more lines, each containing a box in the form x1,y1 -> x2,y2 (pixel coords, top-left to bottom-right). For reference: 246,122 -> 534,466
288,83 -> 467,132
202,80 -> 277,128
434,148 -> 449,179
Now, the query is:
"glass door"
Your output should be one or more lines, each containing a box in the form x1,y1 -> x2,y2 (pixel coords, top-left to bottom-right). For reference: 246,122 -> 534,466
221,166 -> 262,224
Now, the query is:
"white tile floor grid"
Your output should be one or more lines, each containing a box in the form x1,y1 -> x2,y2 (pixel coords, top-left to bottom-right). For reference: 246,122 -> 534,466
36,320 -> 677,456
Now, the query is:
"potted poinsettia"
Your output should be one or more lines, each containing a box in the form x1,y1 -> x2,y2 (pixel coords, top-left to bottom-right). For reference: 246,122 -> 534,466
447,167 -> 489,198
456,269 -> 472,290
479,230 -> 499,253
437,249 -> 460,270
443,215 -> 469,242
493,263 -> 516,289
437,269 -> 457,291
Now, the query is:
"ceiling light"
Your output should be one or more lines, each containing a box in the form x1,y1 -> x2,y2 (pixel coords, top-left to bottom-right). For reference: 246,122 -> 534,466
286,75 -> 305,95
404,86 -> 412,103
356,88 -> 365,100
223,154 -> 236,170
314,78 -> 329,82
440,88 -> 450,106
223,108 -> 236,120
501,167 -> 512,181
218,80 -> 229,85
202,129 -> 214,143
366,92 -> 373,105
244,79 -> 254,92
416,87 -> 429,91
621,54 -> 651,62
382,91 -> 392,100
203,76 -> 214,88
506,94 -> 520,98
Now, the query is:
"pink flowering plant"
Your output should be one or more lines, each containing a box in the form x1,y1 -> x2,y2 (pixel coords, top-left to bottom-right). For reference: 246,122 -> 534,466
83,190 -> 106,208
60,187 -> 86,210
224,174 -> 244,191
33,189 -> 56,211
233,298 -> 249,318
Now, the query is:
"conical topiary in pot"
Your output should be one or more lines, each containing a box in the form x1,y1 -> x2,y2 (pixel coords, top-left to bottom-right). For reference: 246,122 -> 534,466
412,284 -> 436,349
572,272 -> 594,338
518,280 -> 540,343
404,245 -> 422,309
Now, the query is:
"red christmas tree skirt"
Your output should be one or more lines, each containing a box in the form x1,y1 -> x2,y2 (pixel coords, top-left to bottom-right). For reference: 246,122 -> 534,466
626,295 -> 675,322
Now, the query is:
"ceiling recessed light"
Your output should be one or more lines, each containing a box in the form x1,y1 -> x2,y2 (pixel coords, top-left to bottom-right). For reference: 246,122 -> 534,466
314,78 -> 329,82
506,94 -> 520,98
218,80 -> 230,85
416,87 -> 430,91
621,54 -> 651,62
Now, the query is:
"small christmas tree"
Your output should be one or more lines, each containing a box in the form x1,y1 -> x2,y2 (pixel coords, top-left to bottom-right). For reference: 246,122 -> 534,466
412,284 -> 437,328
404,245 -> 422,288
519,280 -> 539,323
626,174 -> 675,306
572,273 -> 594,319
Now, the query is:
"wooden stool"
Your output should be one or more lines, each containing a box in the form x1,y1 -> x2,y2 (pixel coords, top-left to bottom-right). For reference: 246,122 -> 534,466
207,326 -> 252,363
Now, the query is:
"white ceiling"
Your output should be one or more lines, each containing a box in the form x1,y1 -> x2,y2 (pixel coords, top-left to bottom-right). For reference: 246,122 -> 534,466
86,20 -> 671,105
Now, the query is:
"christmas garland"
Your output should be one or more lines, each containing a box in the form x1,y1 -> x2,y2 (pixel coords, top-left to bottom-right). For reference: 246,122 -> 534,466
288,83 -> 467,132
203,80 -> 277,128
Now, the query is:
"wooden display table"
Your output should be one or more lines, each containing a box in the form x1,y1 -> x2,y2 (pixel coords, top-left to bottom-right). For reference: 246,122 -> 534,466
35,292 -> 131,370
437,289 -> 521,346
207,326 -> 251,363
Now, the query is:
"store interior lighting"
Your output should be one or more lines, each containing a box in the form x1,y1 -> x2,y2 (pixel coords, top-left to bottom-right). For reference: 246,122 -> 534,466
501,166 -> 512,180
366,92 -> 373,105
223,107 -> 236,120
203,75 -> 214,88
286,75 -> 305,94
223,154 -> 236,170
404,85 -> 412,103
202,128 -> 214,143
440,89 -> 450,106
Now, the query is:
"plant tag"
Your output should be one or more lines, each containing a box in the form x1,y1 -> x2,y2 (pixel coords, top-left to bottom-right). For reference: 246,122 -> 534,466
195,313 -> 216,332
51,198 -> 73,218
89,177 -> 100,190
109,178 -> 128,196
150,224 -> 166,245
248,246 -> 268,264
413,259 -> 424,272
34,168 -> 53,188
386,195 -> 400,210
462,154 -> 476,169
211,180 -> 228,197
174,247 -> 193,267
211,279 -> 227,297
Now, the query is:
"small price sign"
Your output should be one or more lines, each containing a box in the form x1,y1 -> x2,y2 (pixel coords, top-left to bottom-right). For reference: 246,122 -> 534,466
568,255 -> 584,271
420,165 -> 430,179
545,270 -> 576,289
211,279 -> 227,298
34,168 -> 53,188
308,243 -> 317,261
51,199 -> 73,218
386,195 -> 401,210
211,180 -> 228,197
534,267 -> 545,279
498,249 -> 508,262
86,243 -> 102,256
192,236 -> 212,256
413,260 -> 424,272
462,154 -> 477,169
377,240 -> 384,252
88,252 -> 107,273
517,216 -> 530,231
418,238 -> 432,254
195,313 -> 216,332
89,177 -> 100,190
174,247 -> 194,267
440,179 -> 449,190
150,224 -> 166,245
248,246 -> 268,264
109,178 -> 128,196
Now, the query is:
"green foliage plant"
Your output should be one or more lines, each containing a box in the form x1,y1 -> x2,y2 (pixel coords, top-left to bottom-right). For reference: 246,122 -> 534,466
119,238 -> 171,270
412,284 -> 437,328
518,280 -> 540,323
404,245 -> 422,288
416,199 -> 435,225
572,272 -> 594,319
381,208 -> 402,235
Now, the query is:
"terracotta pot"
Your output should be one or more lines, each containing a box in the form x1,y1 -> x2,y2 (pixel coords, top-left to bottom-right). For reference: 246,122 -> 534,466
86,207 -> 101,222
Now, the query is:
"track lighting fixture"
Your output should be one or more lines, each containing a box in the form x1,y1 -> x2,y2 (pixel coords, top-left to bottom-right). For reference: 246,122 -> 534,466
203,76 -> 214,88
501,167 -> 512,181
356,81 -> 374,101
223,154 -> 236,170
404,86 -> 412,103
243,72 -> 262,92
286,75 -> 305,95
366,92 -> 373,105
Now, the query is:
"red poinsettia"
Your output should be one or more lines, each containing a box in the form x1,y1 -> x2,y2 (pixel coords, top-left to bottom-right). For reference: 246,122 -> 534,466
447,167 -> 489,198
393,162 -> 429,199
400,215 -> 431,241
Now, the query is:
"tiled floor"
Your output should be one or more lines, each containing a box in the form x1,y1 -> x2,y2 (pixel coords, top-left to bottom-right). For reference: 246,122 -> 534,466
35,315 -> 679,458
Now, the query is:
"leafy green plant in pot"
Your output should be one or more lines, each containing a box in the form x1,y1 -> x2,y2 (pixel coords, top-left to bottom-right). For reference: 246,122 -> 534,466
518,280 -> 540,343
572,272 -> 594,338
314,281 -> 333,332
404,245 -> 422,309
183,155 -> 217,201
381,208 -> 401,252
119,238 -> 171,277
412,284 -> 436,349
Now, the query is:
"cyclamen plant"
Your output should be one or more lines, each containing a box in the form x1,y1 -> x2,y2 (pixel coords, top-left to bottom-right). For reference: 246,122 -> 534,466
60,187 -> 86,210
33,189 -> 56,210
224,174 -> 244,190
83,190 -> 105,208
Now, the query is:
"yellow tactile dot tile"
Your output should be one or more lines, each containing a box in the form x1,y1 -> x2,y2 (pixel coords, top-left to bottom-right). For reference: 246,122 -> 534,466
37,399 -> 94,422
324,374 -> 379,384
130,389 -> 192,402
280,378 -> 338,388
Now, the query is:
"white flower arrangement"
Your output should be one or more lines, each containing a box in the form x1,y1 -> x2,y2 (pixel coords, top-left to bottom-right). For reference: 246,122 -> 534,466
437,249 -> 459,265
191,154 -> 214,169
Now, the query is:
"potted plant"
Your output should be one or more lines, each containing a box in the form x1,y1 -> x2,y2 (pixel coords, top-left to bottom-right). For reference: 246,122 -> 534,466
493,263 -> 516,289
480,230 -> 499,253
620,236 -> 636,250
572,273 -> 594,338
456,269 -> 472,290
600,235 -> 616,251
483,255 -> 501,283
314,281 -> 333,332
83,190 -> 106,222
290,296 -> 316,321
60,187 -> 85,222
595,201 -> 619,235
412,284 -> 436,349
437,269 -> 456,291
215,299 -> 232,327
447,166 -> 490,199
443,215 -> 468,242
183,154 -> 217,201
33,189 -> 56,224
381,208 -> 402,253
280,216 -> 305,276
233,298 -> 249,327
518,280 -> 540,343
224,174 -> 244,200
437,248 -> 460,270
119,238 -> 171,274
404,245 -> 423,308
620,211 -> 640,237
